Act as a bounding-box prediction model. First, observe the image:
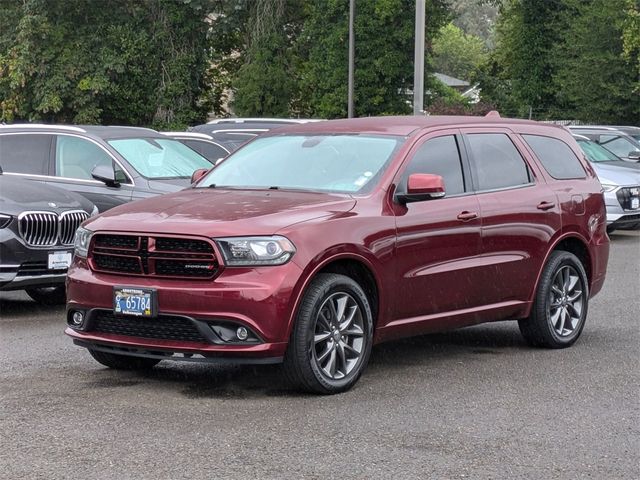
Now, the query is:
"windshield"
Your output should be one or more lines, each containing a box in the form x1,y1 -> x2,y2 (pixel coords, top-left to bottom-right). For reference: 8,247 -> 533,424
598,134 -> 640,158
198,134 -> 403,193
108,138 -> 212,179
577,139 -> 620,162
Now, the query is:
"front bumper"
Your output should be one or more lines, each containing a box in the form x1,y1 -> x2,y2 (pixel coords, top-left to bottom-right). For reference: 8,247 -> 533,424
604,189 -> 640,229
65,257 -> 303,360
0,229 -> 73,291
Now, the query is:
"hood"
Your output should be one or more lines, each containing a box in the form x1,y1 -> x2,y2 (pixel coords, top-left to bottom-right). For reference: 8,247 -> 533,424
84,187 -> 356,236
592,163 -> 640,187
592,160 -> 640,171
0,176 -> 95,216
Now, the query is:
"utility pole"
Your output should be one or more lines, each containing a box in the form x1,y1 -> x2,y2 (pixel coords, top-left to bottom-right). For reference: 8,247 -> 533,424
413,0 -> 425,115
348,0 -> 355,118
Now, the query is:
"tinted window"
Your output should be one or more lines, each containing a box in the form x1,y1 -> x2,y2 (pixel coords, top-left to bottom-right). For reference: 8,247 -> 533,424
0,134 -> 52,175
599,134 -> 640,157
466,133 -> 531,190
55,135 -> 115,180
182,139 -> 227,163
523,135 -> 586,179
400,135 -> 465,195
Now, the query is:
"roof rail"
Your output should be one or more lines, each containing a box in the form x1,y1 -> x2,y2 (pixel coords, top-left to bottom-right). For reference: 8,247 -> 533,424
0,123 -> 86,132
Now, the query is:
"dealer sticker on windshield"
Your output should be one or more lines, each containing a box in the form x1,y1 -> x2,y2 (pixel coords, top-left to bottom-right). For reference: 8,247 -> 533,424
113,287 -> 156,317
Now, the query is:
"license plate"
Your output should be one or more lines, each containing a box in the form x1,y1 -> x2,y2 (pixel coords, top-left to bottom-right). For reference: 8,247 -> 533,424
48,251 -> 72,270
631,197 -> 639,210
113,287 -> 156,317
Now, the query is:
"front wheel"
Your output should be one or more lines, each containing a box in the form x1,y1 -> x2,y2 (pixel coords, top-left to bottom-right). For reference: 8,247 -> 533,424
25,286 -> 66,305
89,349 -> 161,370
519,251 -> 589,348
283,273 -> 374,394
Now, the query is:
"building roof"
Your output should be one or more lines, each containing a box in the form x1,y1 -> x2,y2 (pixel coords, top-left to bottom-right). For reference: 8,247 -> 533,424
433,73 -> 470,88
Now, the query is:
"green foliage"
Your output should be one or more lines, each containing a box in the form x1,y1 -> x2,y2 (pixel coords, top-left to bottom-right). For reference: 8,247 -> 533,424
553,0 -> 638,124
432,23 -> 488,81
0,0 -> 213,129
621,0 -> 640,87
296,0 -> 450,118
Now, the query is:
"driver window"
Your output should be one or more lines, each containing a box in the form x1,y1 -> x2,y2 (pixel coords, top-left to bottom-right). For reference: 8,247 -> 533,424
55,135 -> 118,180
400,135 -> 465,195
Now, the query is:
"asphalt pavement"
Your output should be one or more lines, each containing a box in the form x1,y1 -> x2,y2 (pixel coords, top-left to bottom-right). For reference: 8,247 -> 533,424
1,231 -> 638,479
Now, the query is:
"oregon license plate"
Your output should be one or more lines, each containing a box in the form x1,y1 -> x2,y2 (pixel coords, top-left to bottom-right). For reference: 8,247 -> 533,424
113,287 -> 156,317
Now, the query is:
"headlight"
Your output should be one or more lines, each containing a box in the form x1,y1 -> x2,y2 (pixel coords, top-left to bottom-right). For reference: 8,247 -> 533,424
600,184 -> 617,192
90,205 -> 99,217
0,214 -> 11,229
215,236 -> 296,266
74,227 -> 93,258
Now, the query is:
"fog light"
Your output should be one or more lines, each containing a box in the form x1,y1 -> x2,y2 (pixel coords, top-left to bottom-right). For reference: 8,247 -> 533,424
72,311 -> 84,326
236,326 -> 248,341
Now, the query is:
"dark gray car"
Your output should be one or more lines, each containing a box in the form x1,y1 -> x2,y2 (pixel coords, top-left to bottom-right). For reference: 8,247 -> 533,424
0,170 -> 96,304
0,124 -> 214,212
568,126 -> 640,163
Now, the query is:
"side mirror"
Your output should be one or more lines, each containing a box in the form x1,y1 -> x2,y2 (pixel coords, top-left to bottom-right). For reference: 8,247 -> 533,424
91,165 -> 120,187
628,150 -> 640,160
396,173 -> 445,204
191,168 -> 210,184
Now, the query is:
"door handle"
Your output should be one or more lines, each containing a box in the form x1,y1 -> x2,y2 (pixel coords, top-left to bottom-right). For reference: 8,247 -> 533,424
457,211 -> 478,221
537,201 -> 556,211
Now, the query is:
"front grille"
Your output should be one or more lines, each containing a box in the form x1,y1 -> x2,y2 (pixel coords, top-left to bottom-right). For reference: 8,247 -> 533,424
90,234 -> 219,279
617,186 -> 640,210
59,210 -> 90,245
18,210 -> 89,247
90,311 -> 208,343
18,212 -> 58,246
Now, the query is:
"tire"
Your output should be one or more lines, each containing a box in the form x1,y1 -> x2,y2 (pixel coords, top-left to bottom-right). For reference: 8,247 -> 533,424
283,273 -> 374,394
518,251 -> 589,348
606,225 -> 616,234
88,349 -> 161,370
25,286 -> 66,305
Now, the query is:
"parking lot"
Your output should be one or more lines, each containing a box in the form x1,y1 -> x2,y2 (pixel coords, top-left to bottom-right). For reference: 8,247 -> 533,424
0,231 -> 638,479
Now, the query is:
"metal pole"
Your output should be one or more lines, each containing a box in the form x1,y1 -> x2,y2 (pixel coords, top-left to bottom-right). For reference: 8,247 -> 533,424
413,0 -> 425,115
348,0 -> 355,118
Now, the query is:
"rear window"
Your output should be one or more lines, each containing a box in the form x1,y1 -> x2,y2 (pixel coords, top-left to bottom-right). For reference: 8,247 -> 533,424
0,133 -> 52,175
523,135 -> 586,179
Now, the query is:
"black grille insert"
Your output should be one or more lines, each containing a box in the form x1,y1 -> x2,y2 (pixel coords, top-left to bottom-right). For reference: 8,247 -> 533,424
90,234 -> 219,279
91,311 -> 208,343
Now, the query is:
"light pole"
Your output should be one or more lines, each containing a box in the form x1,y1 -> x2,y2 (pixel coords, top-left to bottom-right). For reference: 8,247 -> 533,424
348,0 -> 355,118
413,0 -> 425,115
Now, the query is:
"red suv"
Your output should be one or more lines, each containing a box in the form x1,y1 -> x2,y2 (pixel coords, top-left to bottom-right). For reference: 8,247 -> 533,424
66,116 -> 609,394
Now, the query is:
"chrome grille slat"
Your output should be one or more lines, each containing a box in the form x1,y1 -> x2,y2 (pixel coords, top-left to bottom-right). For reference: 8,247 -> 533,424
17,210 -> 89,247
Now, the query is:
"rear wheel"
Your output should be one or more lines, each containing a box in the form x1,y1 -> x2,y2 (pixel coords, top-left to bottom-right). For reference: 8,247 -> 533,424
519,251 -> 589,348
283,273 -> 374,394
89,349 -> 161,370
25,286 -> 66,305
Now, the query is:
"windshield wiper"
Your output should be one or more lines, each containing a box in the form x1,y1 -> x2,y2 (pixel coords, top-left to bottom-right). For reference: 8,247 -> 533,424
207,184 -> 216,188
268,186 -> 280,190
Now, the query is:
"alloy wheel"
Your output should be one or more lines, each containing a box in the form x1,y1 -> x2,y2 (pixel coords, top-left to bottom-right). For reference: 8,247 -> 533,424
548,265 -> 585,337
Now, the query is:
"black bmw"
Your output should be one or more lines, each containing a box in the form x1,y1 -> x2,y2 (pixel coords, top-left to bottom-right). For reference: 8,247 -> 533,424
0,168 -> 97,304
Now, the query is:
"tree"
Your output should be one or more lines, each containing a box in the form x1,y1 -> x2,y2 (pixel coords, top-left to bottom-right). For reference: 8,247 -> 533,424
432,23 -> 488,81
296,0 -> 450,119
553,0 -> 639,124
0,0 -> 213,128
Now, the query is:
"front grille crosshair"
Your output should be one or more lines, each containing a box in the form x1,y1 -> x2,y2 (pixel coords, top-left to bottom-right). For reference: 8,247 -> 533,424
18,210 -> 89,247
90,311 -> 208,343
89,233 -> 219,279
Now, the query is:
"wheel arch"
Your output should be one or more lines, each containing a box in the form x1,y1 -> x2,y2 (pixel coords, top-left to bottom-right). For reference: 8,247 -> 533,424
286,253 -> 382,339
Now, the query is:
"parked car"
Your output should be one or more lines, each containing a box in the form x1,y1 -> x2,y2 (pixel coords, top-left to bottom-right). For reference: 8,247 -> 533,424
161,131 -> 230,164
66,115 -> 609,394
568,126 -> 640,163
0,168 -> 97,304
0,124 -> 213,212
573,135 -> 640,232
189,118 -> 321,152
